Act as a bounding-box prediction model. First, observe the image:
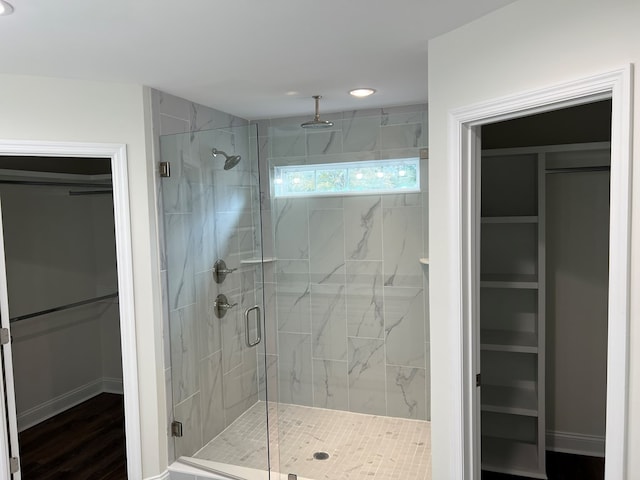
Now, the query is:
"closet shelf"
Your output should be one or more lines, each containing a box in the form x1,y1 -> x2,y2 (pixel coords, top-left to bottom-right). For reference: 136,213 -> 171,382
481,329 -> 538,353
481,216 -> 538,224
482,436 -> 542,478
480,274 -> 538,289
481,385 -> 538,416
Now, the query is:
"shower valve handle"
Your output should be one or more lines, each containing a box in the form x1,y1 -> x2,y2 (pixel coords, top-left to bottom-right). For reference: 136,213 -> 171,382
213,294 -> 237,318
213,259 -> 237,283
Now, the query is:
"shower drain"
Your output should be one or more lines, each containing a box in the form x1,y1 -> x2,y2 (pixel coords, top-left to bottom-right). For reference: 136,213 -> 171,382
313,451 -> 330,460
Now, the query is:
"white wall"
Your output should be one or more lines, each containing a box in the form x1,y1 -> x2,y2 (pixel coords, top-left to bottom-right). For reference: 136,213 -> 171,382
0,76 -> 166,478
428,0 -> 640,477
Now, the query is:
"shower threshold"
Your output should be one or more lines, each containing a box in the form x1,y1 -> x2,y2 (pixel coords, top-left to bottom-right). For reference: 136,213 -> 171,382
171,457 -> 314,480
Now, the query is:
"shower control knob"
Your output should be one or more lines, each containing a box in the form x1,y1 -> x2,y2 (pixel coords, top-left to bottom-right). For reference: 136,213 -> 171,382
213,259 -> 237,284
213,294 -> 238,319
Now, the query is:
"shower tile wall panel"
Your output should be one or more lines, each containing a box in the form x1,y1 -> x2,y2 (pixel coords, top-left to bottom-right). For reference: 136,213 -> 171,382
261,104 -> 430,420
152,90 -> 264,460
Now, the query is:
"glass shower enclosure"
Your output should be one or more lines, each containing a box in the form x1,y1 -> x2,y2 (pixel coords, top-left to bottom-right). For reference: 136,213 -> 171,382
160,124 -> 275,478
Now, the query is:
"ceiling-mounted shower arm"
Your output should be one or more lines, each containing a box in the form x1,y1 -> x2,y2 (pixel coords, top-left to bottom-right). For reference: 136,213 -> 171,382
312,95 -> 321,121
301,95 -> 334,129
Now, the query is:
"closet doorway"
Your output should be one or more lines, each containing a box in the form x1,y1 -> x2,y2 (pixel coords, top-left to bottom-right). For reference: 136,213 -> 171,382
478,101 -> 611,479
0,154 -> 127,479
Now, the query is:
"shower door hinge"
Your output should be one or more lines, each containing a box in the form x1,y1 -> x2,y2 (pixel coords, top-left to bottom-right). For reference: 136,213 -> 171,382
9,456 -> 19,474
0,328 -> 10,345
171,420 -> 183,437
476,373 -> 481,387
159,161 -> 171,178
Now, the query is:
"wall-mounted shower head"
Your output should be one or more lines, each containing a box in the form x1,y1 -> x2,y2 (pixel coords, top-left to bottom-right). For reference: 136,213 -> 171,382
211,148 -> 241,170
301,95 -> 334,129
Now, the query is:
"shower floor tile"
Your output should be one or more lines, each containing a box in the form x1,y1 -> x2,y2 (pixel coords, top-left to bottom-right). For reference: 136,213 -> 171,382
195,402 -> 431,479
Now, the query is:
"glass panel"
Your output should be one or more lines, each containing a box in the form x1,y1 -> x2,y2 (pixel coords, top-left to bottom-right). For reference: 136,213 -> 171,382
266,110 -> 431,479
160,124 -> 273,479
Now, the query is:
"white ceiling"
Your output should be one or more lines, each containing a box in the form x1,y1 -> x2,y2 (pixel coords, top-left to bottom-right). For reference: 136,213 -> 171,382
0,0 -> 515,120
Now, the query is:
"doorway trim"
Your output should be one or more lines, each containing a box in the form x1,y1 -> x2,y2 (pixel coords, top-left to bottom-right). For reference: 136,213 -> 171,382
0,140 -> 142,479
447,66 -> 632,479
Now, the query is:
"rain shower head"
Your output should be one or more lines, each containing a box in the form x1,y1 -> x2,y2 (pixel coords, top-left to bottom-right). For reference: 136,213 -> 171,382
211,148 -> 242,170
301,95 -> 334,129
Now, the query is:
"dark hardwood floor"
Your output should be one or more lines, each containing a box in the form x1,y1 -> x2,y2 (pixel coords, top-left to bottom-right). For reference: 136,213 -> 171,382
18,393 -> 127,480
482,451 -> 605,480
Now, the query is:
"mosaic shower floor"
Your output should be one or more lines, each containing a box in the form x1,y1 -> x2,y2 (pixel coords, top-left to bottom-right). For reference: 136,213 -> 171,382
194,401 -> 431,479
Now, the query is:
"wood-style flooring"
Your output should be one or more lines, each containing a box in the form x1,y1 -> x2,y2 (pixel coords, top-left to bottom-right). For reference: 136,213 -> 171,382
482,451 -> 605,480
18,393 -> 126,480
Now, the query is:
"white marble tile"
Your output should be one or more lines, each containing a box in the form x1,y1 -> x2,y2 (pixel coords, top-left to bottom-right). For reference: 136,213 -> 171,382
161,270 -> 171,369
384,287 -> 425,368
160,132 -> 199,214
380,122 -> 423,149
382,206 -> 423,287
170,304 -> 200,404
311,283 -> 347,361
346,261 -> 384,339
260,283 -> 278,355
381,109 -> 426,126
271,125 -> 306,157
165,213 -> 196,310
342,115 -> 380,153
386,365 -> 427,420
276,259 -> 311,334
191,184 -> 217,274
273,198 -> 309,260
344,196 -> 382,261
278,332 -> 313,406
307,196 -> 343,210
165,367 -> 175,463
309,209 -> 345,284
258,353 -> 279,403
174,392 -> 203,458
382,192 -> 422,208
348,337 -> 386,415
307,130 -> 343,156
199,350 -> 225,443
195,271 -> 220,360
313,359 -> 348,410
160,114 -> 190,136
220,293 -> 243,374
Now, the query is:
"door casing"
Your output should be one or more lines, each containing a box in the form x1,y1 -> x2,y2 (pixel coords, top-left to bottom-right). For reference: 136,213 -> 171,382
445,66 -> 633,479
0,140 -> 142,480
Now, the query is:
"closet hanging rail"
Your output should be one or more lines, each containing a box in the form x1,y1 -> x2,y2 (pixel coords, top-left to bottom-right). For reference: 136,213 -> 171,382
10,292 -> 118,323
0,179 -> 112,188
545,166 -> 610,174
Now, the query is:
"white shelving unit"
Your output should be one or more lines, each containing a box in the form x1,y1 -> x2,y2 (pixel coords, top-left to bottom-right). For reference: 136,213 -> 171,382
479,149 -> 547,478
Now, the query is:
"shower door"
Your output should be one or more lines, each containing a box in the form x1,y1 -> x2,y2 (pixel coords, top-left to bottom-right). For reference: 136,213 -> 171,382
160,124 -> 275,478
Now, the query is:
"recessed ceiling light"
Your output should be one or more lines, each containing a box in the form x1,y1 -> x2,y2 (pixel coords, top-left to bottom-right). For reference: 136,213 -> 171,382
349,88 -> 376,98
0,0 -> 14,16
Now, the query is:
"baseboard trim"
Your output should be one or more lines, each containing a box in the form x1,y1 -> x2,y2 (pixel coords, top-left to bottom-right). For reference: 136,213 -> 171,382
546,430 -> 605,457
17,377 -> 124,432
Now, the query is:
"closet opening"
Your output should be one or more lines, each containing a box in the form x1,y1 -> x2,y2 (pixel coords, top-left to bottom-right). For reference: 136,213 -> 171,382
478,100 -> 611,480
0,155 -> 127,479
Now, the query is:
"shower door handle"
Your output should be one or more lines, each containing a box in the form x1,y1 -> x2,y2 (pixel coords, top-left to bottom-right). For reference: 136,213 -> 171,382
244,305 -> 262,348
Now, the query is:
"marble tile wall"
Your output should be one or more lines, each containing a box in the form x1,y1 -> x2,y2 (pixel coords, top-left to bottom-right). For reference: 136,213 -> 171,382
151,90 -> 265,461
257,103 -> 431,420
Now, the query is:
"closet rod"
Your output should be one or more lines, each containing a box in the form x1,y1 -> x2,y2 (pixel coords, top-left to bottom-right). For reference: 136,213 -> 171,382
0,179 -> 112,188
10,292 -> 118,323
545,166 -> 610,174
68,190 -> 113,196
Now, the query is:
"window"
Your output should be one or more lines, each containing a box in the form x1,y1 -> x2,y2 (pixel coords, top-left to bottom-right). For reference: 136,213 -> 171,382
273,158 -> 420,198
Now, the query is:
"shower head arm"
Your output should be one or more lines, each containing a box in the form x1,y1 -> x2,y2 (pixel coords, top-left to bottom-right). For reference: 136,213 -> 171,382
211,148 -> 230,159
